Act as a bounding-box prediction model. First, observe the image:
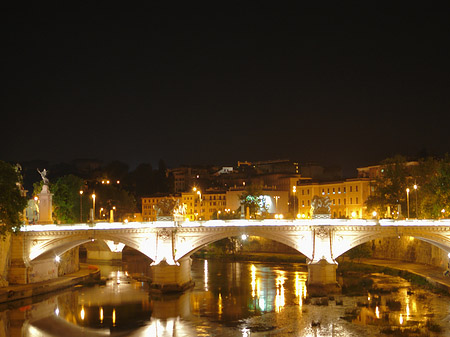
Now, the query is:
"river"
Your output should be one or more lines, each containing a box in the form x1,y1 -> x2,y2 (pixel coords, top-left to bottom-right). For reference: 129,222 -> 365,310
1,258 -> 450,336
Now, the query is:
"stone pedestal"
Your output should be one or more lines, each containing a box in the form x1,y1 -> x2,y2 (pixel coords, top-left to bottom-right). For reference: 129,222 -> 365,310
307,259 -> 341,296
38,185 -> 53,224
8,235 -> 29,285
150,257 -> 194,293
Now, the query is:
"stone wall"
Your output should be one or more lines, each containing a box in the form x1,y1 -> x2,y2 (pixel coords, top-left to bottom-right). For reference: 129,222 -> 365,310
0,234 -> 11,287
371,236 -> 448,269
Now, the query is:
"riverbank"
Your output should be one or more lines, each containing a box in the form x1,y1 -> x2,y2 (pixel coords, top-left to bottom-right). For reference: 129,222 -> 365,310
0,263 -> 100,305
358,257 -> 450,294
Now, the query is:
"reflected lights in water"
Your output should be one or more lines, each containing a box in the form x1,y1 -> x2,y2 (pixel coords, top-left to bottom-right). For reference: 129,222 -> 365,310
250,264 -> 261,298
204,260 -> 208,291
242,327 -> 251,337
218,293 -> 223,317
275,270 -> 286,312
294,271 -> 307,306
375,306 -> 380,319
99,307 -> 103,323
80,306 -> 85,321
112,308 -> 116,326
399,313 -> 404,325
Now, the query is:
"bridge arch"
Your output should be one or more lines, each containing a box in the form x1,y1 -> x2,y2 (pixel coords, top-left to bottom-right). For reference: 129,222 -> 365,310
175,226 -> 312,261
333,227 -> 450,259
29,231 -> 154,262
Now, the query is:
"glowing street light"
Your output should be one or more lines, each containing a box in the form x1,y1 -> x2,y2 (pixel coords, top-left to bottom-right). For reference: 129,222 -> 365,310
91,193 -> 96,223
79,190 -> 83,222
406,188 -> 410,219
292,186 -> 297,219
413,184 -> 418,218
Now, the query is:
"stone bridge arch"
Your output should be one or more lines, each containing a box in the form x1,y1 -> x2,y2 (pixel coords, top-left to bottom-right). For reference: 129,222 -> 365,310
174,225 -> 313,261
332,226 -> 450,259
27,230 -> 156,262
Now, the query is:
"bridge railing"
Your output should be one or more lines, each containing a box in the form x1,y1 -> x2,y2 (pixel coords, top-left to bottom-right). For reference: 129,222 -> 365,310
19,218 -> 450,232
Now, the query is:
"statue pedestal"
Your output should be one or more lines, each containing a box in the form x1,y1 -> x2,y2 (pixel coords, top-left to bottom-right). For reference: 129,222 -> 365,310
38,185 -> 53,224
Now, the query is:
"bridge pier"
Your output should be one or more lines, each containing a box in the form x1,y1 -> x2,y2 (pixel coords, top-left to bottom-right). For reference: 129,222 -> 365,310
150,257 -> 194,293
307,259 -> 340,296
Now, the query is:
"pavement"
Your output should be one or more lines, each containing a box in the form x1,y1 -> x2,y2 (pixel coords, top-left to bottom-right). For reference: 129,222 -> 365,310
0,264 -> 100,305
359,258 -> 450,293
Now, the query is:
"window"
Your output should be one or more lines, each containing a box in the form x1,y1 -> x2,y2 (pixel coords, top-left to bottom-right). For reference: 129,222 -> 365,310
307,189 -> 310,195
307,200 -> 310,206
350,198 -> 352,204
344,199 -> 346,205
355,185 -> 358,192
356,197 -> 358,204
350,186 -> 352,192
338,187 -> 341,193
338,199 -> 341,205
344,187 -> 346,193
333,199 -> 335,205
302,190 -> 304,195
333,188 -> 335,194
302,201 -> 305,207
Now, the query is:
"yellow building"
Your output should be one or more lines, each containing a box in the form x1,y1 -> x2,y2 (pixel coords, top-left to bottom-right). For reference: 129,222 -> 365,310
182,189 -> 227,221
295,178 -> 372,219
142,195 -> 181,222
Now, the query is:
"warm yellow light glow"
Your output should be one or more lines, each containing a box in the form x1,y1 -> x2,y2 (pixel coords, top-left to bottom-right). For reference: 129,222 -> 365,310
275,270 -> 286,312
112,308 -> 116,326
204,260 -> 208,291
79,190 -> 83,195
99,307 -> 103,323
80,306 -> 85,320
34,196 -> 38,201
399,313 -> 403,325
375,306 -> 380,319
92,193 -> 96,200
413,184 -> 417,190
372,211 -> 377,217
193,187 -> 197,192
351,211 -> 357,218
218,293 -> 222,316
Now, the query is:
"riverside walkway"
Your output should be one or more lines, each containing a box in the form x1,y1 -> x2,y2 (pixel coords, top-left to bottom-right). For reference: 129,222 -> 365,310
360,258 -> 450,293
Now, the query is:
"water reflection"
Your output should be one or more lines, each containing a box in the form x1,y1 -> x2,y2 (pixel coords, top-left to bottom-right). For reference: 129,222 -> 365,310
1,259 -> 450,336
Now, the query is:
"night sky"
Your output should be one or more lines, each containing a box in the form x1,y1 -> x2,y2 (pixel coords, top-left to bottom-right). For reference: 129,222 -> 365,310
2,4 -> 449,176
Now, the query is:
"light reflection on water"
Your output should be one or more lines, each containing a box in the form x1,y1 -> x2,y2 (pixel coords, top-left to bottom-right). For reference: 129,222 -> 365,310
2,259 -> 450,336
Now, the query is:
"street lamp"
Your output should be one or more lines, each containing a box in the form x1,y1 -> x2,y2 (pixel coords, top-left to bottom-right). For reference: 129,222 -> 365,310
413,184 -> 418,218
406,188 -> 410,219
91,193 -> 96,223
292,186 -> 297,219
274,195 -> 280,213
79,190 -> 83,223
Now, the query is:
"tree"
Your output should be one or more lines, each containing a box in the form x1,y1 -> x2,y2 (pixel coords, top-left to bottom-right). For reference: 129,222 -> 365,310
0,161 -> 27,234
365,156 -> 410,218
420,155 -> 450,218
239,185 -> 269,219
52,175 -> 86,224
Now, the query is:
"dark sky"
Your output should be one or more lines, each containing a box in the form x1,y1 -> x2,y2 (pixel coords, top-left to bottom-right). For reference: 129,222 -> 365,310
2,4 -> 449,176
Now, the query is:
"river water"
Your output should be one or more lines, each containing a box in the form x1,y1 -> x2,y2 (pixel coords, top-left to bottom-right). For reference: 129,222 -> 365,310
2,258 -> 450,336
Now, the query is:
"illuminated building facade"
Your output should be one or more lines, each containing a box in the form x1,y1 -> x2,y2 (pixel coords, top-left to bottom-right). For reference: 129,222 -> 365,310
295,178 -> 372,219
182,190 -> 227,221
142,195 -> 181,222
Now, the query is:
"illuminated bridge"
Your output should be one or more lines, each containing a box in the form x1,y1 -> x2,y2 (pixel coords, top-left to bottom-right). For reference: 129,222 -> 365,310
10,219 -> 450,292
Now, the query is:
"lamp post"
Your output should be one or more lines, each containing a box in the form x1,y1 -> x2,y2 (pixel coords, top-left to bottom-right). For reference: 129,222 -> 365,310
274,195 -> 280,214
413,184 -> 418,218
79,190 -> 83,223
91,193 -> 96,223
406,188 -> 410,219
292,186 -> 297,219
